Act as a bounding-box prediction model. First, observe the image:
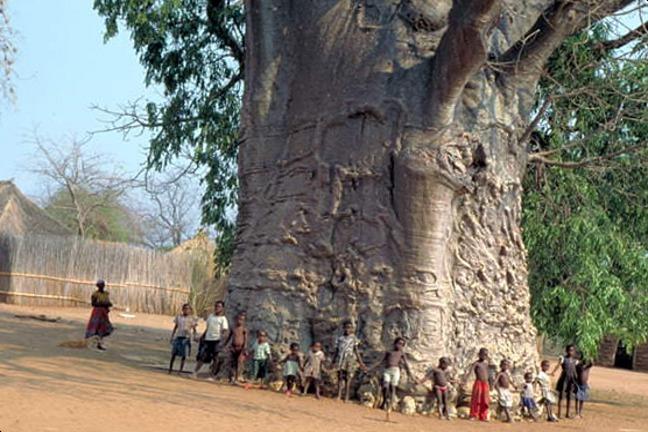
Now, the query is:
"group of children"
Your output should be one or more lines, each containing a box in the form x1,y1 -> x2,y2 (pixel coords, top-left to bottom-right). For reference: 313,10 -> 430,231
168,301 -> 594,423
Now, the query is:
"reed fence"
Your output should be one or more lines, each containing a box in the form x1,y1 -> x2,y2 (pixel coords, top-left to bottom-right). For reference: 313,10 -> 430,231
0,233 -> 196,315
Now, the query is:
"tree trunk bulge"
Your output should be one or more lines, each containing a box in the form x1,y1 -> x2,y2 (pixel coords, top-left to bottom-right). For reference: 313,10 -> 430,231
227,0 -> 600,373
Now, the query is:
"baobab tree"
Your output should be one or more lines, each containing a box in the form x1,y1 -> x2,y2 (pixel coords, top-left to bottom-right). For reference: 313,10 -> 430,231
226,0 -> 642,370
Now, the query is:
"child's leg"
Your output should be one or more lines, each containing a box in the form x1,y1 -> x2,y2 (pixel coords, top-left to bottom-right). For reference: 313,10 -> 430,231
237,352 -> 245,382
435,388 -> 443,418
302,377 -> 311,395
315,380 -> 321,399
565,388 -> 572,418
336,371 -> 344,399
442,392 -> 449,419
344,373 -> 353,402
179,356 -> 186,373
168,354 -> 176,374
556,393 -> 563,418
503,406 -> 511,422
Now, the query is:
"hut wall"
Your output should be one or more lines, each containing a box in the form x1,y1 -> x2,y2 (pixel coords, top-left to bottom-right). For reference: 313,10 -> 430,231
597,335 -> 619,367
634,344 -> 648,372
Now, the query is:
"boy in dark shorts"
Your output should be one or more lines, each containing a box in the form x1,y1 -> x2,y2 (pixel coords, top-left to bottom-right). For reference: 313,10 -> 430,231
193,301 -> 229,379
463,348 -> 491,422
494,359 -> 516,423
575,357 -> 593,418
521,372 -> 539,421
224,312 -> 248,384
168,303 -> 197,374
333,321 -> 367,402
418,357 -> 453,420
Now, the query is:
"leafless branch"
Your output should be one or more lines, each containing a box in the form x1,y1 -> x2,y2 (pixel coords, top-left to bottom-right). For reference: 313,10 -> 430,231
528,142 -> 646,168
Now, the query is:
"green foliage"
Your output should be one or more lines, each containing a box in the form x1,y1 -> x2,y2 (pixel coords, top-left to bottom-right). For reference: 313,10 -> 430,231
45,187 -> 142,243
524,23 -> 648,358
93,0 -> 244,267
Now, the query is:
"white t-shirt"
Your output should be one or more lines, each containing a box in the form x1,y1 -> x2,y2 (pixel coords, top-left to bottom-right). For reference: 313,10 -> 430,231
204,314 -> 229,341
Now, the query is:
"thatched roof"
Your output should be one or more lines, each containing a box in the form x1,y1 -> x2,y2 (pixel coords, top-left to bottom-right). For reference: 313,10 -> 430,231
0,180 -> 72,236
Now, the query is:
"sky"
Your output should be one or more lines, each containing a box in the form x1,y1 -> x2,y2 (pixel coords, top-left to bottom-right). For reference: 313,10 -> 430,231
0,1 -> 156,198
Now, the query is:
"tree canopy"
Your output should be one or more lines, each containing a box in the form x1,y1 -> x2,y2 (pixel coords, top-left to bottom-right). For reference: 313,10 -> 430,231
93,0 -> 244,267
524,22 -> 648,357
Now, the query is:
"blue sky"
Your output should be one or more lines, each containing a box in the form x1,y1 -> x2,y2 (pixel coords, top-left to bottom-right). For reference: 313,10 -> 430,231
0,1 -> 155,197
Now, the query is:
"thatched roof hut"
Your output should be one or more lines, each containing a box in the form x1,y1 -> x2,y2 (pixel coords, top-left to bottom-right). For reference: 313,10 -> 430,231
0,180 -> 72,236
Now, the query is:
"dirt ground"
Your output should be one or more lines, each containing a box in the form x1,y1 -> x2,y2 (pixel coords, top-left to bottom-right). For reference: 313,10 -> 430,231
1,304 -> 647,432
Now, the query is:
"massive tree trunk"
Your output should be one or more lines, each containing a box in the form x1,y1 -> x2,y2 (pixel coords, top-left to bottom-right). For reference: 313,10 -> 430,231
226,0 -> 627,374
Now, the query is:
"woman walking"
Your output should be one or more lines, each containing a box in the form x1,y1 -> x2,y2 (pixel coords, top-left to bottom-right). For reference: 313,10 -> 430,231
85,279 -> 114,351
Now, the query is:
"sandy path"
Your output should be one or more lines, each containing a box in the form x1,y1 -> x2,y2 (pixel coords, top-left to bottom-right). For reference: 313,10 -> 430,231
0,304 -> 646,432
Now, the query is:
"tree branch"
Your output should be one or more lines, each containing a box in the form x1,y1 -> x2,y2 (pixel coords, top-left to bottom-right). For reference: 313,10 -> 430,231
599,22 -> 648,51
206,0 -> 244,67
498,0 -> 636,84
425,0 -> 501,129
528,142 -> 646,168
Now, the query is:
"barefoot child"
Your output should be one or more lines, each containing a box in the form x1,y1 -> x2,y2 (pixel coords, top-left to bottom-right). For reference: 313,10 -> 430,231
418,357 -> 453,420
494,359 -> 516,423
536,360 -> 558,422
575,357 -> 593,418
552,344 -> 579,418
369,337 -> 414,413
193,301 -> 229,379
251,330 -> 272,387
333,321 -> 367,402
463,348 -> 491,422
521,372 -> 539,421
303,342 -> 326,399
225,312 -> 248,384
168,303 -> 197,374
280,342 -> 303,396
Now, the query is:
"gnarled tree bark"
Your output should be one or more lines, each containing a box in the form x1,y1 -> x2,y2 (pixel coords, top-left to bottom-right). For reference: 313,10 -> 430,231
227,0 -> 633,375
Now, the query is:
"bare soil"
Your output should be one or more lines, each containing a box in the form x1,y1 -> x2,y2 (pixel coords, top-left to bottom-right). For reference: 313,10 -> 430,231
1,304 -> 647,432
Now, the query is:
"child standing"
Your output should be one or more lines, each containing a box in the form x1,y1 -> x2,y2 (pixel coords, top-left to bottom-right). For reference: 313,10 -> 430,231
494,359 -> 516,423
369,337 -> 414,414
168,303 -> 197,374
193,301 -> 229,379
303,342 -> 326,399
418,357 -> 453,420
250,330 -> 272,388
552,344 -> 579,419
280,342 -> 303,396
464,348 -> 491,422
536,360 -> 558,422
333,321 -> 367,402
225,312 -> 248,384
575,357 -> 593,418
521,372 -> 539,421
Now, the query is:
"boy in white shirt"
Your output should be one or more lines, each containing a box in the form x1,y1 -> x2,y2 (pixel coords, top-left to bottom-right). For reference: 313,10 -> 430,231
193,301 -> 229,379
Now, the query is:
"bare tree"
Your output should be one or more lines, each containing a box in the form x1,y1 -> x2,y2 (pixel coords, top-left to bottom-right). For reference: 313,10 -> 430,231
0,0 -> 16,103
138,171 -> 201,249
29,133 -> 136,238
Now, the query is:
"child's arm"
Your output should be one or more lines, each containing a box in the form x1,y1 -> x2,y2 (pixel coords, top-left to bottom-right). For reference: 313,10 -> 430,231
366,352 -> 388,372
460,362 -> 476,384
354,345 -> 367,370
169,321 -> 178,343
401,354 -> 415,381
550,358 -> 562,376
